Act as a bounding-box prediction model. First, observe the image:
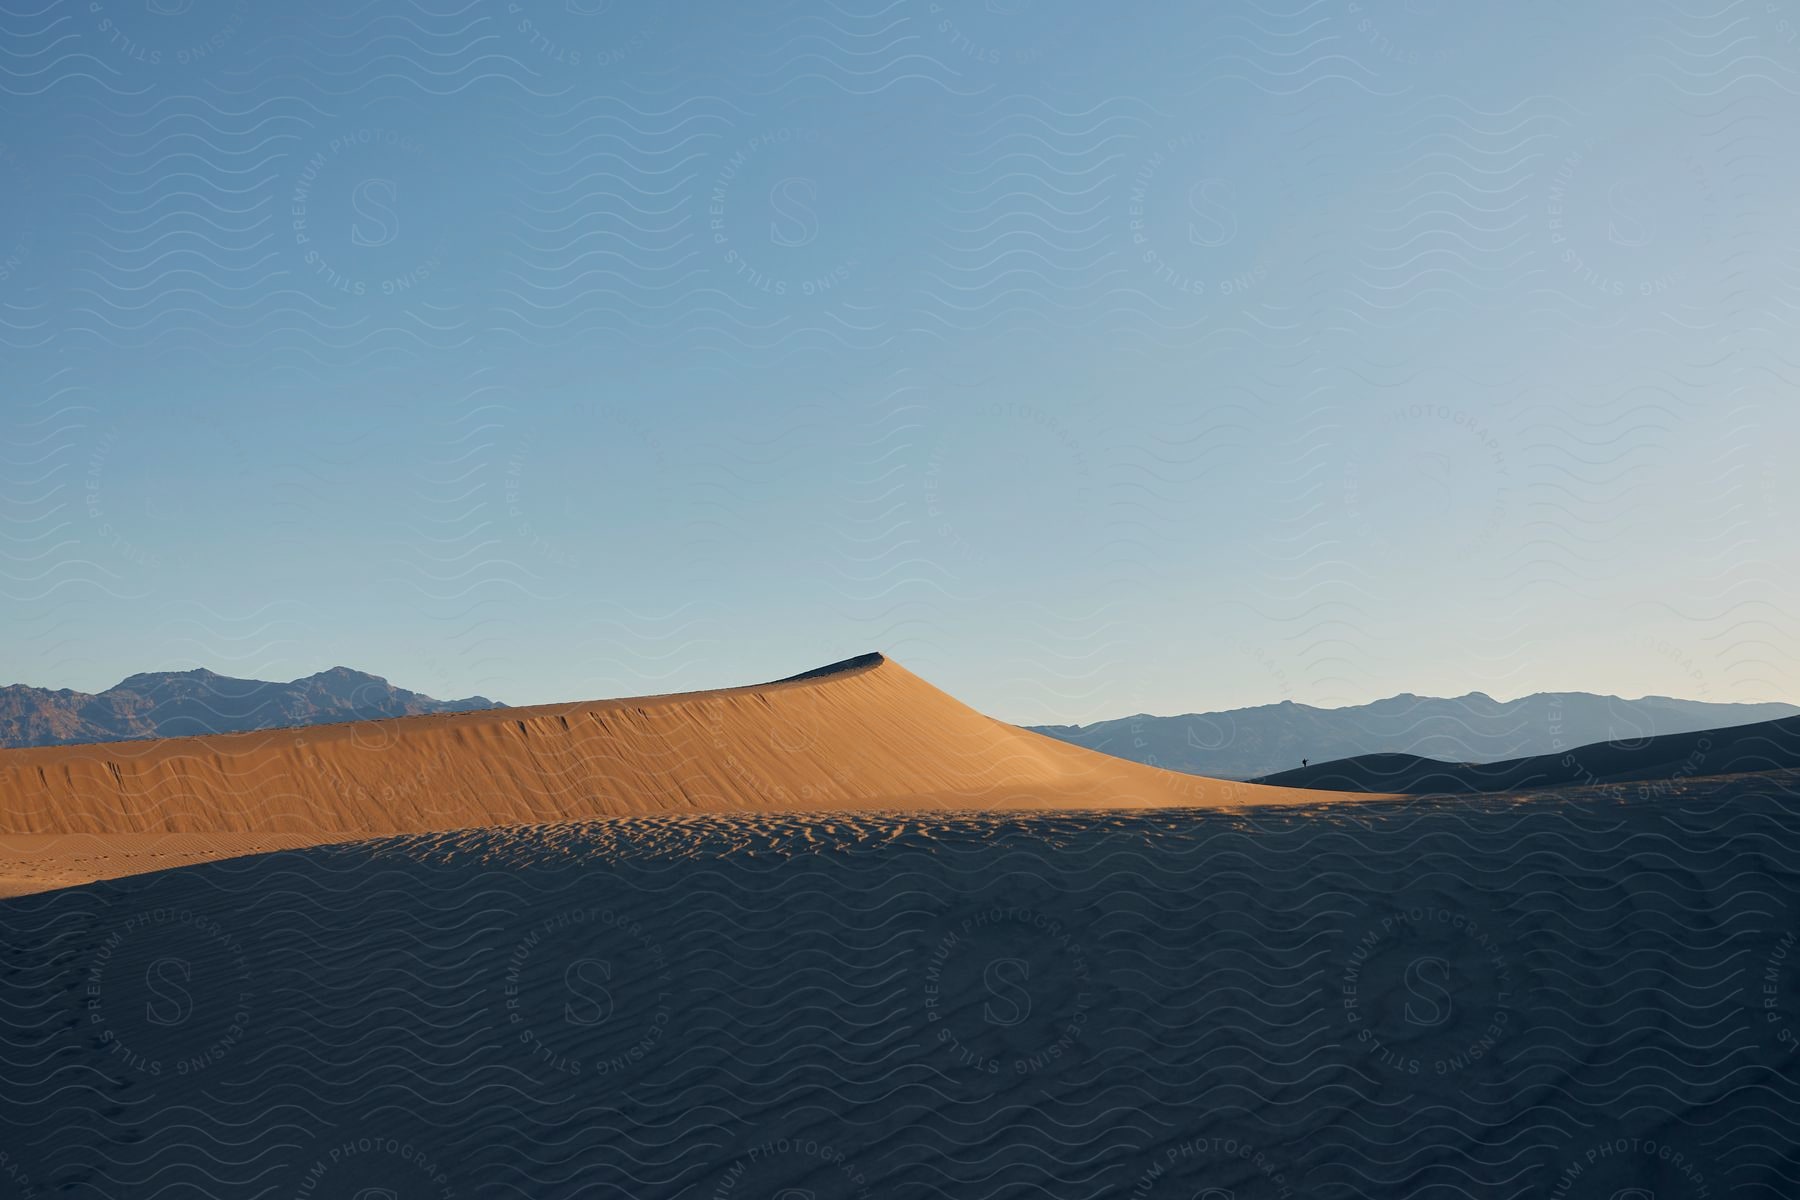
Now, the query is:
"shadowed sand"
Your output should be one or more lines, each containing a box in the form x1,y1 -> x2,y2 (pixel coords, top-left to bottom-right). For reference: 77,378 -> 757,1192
2,775 -> 1797,1196
0,833 -> 323,899
0,654 -> 1372,894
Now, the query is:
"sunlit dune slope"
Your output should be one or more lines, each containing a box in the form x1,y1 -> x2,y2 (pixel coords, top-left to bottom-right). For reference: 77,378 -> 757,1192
0,653 -> 1353,836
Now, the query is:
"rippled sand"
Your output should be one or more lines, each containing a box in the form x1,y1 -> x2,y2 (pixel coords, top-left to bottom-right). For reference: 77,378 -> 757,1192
3,774 -> 1798,1196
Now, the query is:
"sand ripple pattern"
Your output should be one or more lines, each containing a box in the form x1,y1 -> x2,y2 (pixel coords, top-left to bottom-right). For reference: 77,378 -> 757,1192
3,777 -> 1800,1196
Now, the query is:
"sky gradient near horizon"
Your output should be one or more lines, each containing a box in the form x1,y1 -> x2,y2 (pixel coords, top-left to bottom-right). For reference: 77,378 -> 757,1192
5,0 -> 1800,724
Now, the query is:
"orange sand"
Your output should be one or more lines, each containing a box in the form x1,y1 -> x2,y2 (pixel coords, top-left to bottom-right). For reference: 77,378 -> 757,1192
0,654 -> 1377,893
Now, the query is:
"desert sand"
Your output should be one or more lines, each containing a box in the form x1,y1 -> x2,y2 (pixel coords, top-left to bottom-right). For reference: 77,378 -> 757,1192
1,773 -> 1796,1196
0,653 -> 1362,894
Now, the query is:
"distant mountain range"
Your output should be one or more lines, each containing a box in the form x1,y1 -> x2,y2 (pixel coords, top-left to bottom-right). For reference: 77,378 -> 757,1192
7,668 -> 1794,781
0,667 -> 502,749
1254,712 -> 1800,794
1029,692 -> 1800,781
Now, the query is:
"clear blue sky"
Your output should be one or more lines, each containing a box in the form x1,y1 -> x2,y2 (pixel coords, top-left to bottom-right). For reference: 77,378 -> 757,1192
3,1 -> 1798,723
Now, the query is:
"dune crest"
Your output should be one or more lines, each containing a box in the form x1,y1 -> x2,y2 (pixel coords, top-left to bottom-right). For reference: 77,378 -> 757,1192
0,653 -> 1346,842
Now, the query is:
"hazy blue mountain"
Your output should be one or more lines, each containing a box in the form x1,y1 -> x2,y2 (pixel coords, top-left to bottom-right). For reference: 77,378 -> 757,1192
1028,692 -> 1800,780
0,667 -> 502,749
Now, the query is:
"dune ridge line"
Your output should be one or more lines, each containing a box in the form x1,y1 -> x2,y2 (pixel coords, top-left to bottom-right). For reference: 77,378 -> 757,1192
0,654 -> 1369,851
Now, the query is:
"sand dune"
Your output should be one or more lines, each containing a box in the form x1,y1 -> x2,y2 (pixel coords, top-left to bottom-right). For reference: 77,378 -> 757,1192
0,653 -> 1328,834
1257,711 -> 1800,793
0,654 -> 1356,893
0,833 -> 322,899
2,774 -> 1796,1197
3,660 -> 1797,1193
